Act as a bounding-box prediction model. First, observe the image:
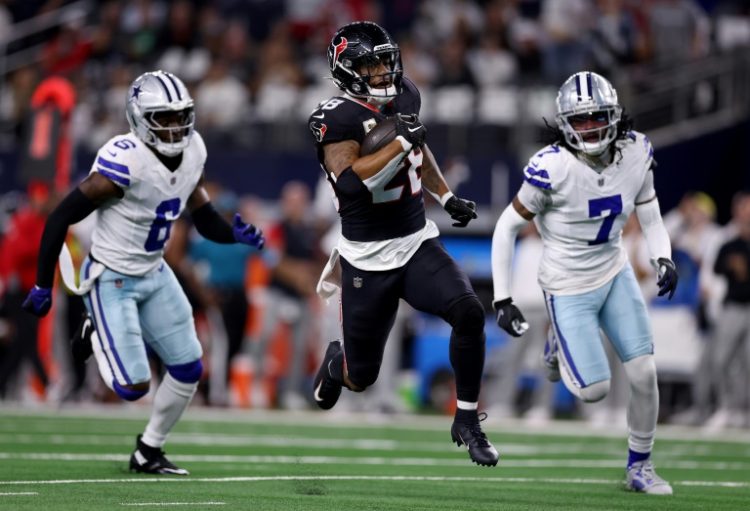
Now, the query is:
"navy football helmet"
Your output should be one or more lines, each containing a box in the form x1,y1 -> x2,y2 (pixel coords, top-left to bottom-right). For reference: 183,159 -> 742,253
327,21 -> 403,105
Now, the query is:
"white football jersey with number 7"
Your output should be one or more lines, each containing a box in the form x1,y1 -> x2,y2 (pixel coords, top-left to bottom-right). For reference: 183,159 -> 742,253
87,131 -> 206,276
517,131 -> 655,295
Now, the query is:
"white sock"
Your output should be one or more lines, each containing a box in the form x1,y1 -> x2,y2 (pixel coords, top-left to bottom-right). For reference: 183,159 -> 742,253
457,400 -> 478,410
141,373 -> 197,448
623,355 -> 658,453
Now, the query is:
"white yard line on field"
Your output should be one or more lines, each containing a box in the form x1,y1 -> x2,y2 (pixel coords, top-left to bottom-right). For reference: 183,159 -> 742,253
1,433 -> 748,459
3,405 -> 750,443
121,502 -> 225,506
1,452 -> 749,471
0,492 -> 38,496
0,475 -> 747,489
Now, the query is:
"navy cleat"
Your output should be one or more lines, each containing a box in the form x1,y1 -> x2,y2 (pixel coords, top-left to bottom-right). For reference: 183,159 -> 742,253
451,412 -> 499,467
312,340 -> 343,410
71,312 -> 94,364
129,435 -> 189,475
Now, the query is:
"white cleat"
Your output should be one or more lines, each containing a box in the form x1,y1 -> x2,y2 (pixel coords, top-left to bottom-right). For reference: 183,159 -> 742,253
625,460 -> 673,495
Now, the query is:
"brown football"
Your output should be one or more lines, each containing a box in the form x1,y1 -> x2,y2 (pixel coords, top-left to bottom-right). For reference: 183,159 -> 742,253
359,117 -> 398,156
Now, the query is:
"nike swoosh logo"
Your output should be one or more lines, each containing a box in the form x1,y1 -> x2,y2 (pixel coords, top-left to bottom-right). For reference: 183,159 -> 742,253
107,150 -> 117,157
313,381 -> 324,402
312,113 -> 325,119
408,126 -> 421,132
457,432 -> 468,448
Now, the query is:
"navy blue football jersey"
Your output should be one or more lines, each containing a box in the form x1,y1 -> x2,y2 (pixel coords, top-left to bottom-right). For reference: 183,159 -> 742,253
308,78 -> 425,242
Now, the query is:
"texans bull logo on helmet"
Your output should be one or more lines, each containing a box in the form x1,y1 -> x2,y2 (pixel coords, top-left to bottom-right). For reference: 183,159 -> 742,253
330,37 -> 348,70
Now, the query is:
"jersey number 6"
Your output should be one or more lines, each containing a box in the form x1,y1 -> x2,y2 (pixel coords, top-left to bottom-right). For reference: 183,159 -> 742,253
145,198 -> 181,251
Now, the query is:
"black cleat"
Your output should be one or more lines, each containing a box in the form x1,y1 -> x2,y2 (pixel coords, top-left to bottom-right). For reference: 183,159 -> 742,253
451,412 -> 499,467
71,312 -> 94,364
129,434 -> 189,475
312,340 -> 343,410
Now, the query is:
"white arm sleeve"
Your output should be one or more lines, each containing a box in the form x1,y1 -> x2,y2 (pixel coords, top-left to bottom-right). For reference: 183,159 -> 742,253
491,203 -> 530,302
635,197 -> 672,266
635,169 -> 656,204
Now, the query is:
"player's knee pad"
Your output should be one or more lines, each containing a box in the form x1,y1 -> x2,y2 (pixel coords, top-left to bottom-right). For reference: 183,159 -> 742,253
112,380 -> 149,401
446,296 -> 485,337
346,363 -> 379,391
623,354 -> 657,393
167,359 -> 203,384
580,379 -> 610,403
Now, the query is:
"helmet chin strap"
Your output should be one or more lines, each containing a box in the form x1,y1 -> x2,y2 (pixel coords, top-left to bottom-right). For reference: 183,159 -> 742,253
155,144 -> 183,157
366,84 -> 398,106
577,143 -> 613,170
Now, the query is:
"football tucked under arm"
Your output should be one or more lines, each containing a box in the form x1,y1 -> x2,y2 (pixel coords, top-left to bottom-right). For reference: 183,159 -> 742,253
355,118 -> 414,189
359,114 -> 426,156
359,117 -> 399,156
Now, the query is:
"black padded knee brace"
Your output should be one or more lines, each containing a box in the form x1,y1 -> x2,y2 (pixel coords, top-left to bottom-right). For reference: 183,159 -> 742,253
446,295 -> 485,337
345,361 -> 380,391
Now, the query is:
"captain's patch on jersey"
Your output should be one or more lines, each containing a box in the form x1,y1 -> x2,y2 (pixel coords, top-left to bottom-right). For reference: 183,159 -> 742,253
362,118 -> 377,134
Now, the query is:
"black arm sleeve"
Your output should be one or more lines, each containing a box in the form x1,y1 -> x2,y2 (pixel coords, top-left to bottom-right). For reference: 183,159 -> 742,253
191,202 -> 234,244
37,187 -> 98,288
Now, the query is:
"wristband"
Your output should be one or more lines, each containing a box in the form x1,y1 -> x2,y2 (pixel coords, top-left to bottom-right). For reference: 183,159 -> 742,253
439,191 -> 454,207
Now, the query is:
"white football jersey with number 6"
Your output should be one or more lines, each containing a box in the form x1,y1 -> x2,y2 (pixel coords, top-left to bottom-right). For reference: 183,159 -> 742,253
87,132 -> 206,276
517,131 -> 655,295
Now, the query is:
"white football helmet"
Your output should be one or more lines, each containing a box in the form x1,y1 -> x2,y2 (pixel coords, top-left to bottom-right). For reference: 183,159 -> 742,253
125,70 -> 195,157
555,71 -> 622,156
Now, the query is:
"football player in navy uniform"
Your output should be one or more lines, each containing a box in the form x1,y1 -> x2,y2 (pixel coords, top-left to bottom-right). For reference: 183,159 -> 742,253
308,21 -> 498,467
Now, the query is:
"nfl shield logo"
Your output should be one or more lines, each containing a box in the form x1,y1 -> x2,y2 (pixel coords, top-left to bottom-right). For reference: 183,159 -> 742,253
171,177 -> 177,185
353,276 -> 363,288
598,177 -> 605,186
114,279 -> 123,288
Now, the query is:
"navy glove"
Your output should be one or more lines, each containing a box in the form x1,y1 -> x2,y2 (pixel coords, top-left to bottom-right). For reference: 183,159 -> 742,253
232,213 -> 264,249
493,298 -> 529,337
444,195 -> 478,228
395,113 -> 426,147
656,257 -> 678,300
22,285 -> 52,317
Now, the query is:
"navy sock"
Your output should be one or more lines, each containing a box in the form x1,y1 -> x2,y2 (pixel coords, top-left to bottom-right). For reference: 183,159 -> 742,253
628,449 -> 650,468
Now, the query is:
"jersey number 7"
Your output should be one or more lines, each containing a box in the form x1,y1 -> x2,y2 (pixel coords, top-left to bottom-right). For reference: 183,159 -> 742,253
588,195 -> 622,246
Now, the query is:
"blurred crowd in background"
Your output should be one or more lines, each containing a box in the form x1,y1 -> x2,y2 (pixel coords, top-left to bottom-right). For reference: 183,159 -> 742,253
1,0 -> 749,149
0,0 -> 749,430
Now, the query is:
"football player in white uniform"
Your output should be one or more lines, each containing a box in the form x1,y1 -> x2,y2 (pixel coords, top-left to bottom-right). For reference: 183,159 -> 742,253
22,70 -> 265,475
491,72 -> 678,494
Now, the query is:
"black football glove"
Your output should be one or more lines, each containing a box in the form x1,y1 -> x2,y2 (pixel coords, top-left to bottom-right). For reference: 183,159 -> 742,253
444,195 -> 478,227
656,257 -> 678,300
493,298 -> 529,337
394,113 -> 426,147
